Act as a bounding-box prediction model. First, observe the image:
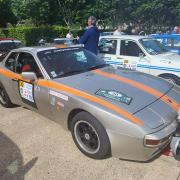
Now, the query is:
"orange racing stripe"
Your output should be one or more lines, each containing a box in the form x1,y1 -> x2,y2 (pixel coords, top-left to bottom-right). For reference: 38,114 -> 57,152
0,68 -> 22,80
37,79 -> 144,126
92,69 -> 180,112
0,69 -> 143,126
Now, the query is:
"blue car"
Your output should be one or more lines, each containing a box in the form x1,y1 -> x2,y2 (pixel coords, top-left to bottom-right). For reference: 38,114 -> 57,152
151,34 -> 180,55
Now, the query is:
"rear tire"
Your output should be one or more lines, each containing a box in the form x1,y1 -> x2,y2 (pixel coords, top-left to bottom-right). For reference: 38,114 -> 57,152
70,111 -> 111,159
0,84 -> 15,108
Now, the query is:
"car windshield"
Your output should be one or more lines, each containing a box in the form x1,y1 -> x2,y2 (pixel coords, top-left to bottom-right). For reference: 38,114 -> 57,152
0,42 -> 23,52
37,48 -> 108,79
139,38 -> 168,55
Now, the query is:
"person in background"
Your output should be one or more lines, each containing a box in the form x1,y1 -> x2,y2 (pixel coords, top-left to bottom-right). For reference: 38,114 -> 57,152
131,28 -> 137,35
131,25 -> 141,35
77,16 -> 100,55
113,25 -> 125,35
171,26 -> 179,34
66,31 -> 73,39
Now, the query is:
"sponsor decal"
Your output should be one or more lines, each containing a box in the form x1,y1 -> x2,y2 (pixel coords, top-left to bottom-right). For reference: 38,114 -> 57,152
49,90 -> 68,101
50,71 -> 57,78
96,89 -> 132,105
124,60 -> 128,64
18,80 -> 37,108
19,81 -> 34,103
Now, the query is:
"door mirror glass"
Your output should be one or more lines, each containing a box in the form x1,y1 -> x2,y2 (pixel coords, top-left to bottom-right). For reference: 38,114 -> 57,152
22,72 -> 37,81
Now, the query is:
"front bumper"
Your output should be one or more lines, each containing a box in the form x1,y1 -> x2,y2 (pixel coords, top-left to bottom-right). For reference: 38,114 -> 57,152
107,120 -> 177,162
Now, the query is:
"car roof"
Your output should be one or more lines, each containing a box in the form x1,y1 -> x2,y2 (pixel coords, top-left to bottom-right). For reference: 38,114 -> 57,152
11,45 -> 83,53
0,40 -> 21,43
100,35 -> 150,41
0,38 -> 16,40
54,38 -> 70,40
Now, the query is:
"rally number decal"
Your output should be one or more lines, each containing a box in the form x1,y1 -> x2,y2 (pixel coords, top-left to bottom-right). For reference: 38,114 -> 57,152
19,80 -> 37,107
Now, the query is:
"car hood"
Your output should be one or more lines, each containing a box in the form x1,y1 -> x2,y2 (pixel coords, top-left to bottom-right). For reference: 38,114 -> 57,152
54,66 -> 173,116
152,52 -> 180,63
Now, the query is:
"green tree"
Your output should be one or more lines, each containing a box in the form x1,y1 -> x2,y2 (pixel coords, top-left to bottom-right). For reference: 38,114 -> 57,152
0,0 -> 17,27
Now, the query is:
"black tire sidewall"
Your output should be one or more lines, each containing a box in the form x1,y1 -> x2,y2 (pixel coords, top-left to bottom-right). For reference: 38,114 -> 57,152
70,111 -> 111,159
159,74 -> 180,86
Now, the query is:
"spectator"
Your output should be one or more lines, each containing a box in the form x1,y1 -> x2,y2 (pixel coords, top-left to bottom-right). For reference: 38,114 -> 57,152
131,28 -> 138,35
171,26 -> 179,34
113,25 -> 125,35
77,16 -> 100,55
131,26 -> 146,35
66,31 -> 73,39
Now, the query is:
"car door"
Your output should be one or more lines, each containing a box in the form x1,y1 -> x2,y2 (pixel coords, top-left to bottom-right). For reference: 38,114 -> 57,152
118,39 -> 150,73
98,38 -> 120,66
2,51 -> 24,105
13,52 -> 51,118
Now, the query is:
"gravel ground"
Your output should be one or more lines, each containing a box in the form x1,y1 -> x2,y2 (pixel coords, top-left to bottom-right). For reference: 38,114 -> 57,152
0,105 -> 180,180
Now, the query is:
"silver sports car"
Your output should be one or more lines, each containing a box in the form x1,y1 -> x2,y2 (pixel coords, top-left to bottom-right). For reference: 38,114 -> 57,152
0,46 -> 180,161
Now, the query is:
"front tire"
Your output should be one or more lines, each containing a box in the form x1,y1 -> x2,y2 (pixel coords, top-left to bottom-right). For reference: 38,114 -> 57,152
70,111 -> 111,159
0,85 -> 15,108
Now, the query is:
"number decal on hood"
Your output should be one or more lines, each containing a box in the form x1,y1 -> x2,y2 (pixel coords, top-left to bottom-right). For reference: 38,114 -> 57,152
96,89 -> 132,105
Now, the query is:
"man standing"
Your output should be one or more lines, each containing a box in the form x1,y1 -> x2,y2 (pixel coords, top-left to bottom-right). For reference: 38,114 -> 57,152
78,16 -> 100,55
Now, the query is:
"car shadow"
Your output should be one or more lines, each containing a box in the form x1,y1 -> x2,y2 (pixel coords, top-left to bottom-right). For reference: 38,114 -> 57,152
0,131 -> 38,180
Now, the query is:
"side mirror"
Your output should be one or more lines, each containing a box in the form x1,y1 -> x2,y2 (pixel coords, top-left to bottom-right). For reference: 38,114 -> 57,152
139,52 -> 145,58
22,72 -> 37,82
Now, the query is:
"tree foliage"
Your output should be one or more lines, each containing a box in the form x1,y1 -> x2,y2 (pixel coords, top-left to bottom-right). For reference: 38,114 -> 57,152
0,0 -> 17,27
1,0 -> 180,29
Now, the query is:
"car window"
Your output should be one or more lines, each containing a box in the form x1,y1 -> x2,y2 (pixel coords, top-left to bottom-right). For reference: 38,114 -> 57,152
5,52 -> 18,72
139,38 -> 168,55
99,39 -> 117,54
37,48 -> 107,79
16,52 -> 43,78
0,42 -> 23,52
120,40 -> 143,57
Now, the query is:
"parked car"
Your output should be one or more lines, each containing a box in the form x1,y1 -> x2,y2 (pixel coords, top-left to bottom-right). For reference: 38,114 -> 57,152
151,34 -> 180,55
53,38 -> 74,46
0,46 -> 180,161
100,32 -> 114,36
98,35 -> 180,86
0,39 -> 23,61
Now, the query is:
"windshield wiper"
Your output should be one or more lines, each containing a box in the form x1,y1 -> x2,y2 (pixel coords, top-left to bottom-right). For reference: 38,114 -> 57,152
55,70 -> 85,78
87,64 -> 109,71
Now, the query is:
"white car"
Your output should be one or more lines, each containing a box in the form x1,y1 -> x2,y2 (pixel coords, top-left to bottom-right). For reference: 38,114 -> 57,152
98,35 -> 180,86
53,38 -> 74,45
0,39 -> 23,61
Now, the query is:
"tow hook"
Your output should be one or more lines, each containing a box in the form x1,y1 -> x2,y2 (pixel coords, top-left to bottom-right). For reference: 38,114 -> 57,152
170,135 -> 180,161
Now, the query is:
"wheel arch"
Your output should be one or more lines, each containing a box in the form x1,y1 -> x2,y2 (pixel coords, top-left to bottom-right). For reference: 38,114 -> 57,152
67,108 -> 87,130
158,73 -> 178,78
158,73 -> 180,85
